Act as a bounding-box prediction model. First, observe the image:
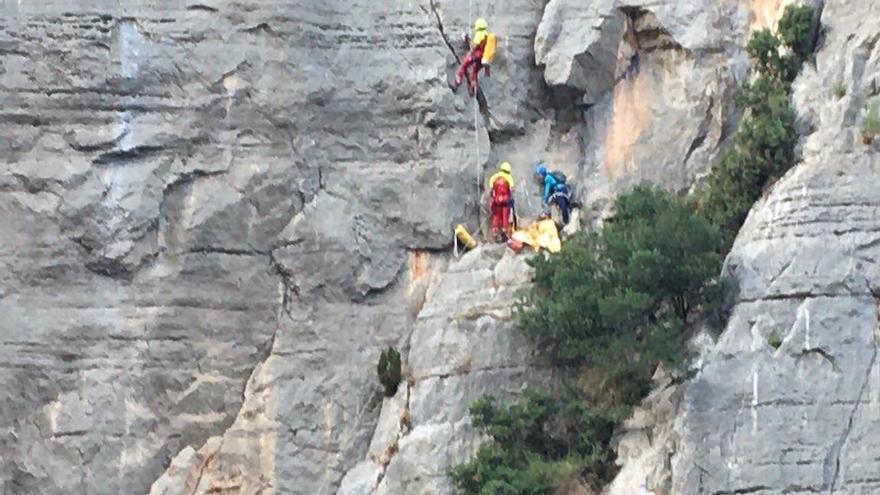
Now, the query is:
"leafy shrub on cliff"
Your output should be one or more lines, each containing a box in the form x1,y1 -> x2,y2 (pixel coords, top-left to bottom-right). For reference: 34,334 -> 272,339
777,4 -> 817,64
520,185 -> 722,403
452,186 -> 723,493
700,4 -> 815,240
450,389 -> 616,495
701,74 -> 799,232
862,98 -> 880,145
377,346 -> 402,397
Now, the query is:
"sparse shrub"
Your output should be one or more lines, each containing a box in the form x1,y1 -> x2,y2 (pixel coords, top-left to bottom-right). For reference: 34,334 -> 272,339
450,389 -> 616,495
862,98 -> 880,145
768,333 -> 782,349
777,4 -> 817,64
699,5 -> 815,244
832,82 -> 846,99
377,346 -> 402,397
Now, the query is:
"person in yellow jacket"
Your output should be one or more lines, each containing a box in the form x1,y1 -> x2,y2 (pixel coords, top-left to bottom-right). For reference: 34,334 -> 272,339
487,162 -> 515,241
487,161 -> 515,191
453,18 -> 497,96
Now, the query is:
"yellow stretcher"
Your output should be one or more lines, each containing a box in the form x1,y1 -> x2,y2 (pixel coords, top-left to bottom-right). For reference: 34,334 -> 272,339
511,219 -> 561,253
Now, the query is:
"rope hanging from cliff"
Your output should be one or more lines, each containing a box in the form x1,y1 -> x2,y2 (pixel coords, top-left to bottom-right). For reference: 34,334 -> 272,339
468,0 -> 481,220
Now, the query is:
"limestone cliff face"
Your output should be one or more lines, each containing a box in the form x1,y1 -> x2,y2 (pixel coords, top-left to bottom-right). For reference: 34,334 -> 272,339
3,0 -> 874,494
1,2 -> 483,493
671,1 -> 880,493
533,0 -> 753,215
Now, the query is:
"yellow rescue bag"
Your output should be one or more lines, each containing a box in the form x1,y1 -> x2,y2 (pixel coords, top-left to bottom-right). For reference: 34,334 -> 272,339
482,33 -> 497,64
454,224 -> 478,250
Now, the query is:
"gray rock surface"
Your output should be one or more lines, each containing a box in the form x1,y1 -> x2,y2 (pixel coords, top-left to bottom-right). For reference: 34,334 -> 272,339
362,247 -> 551,495
533,0 -> 753,216
671,1 -> 880,493
605,367 -> 681,495
6,0 -> 867,494
0,1 -> 484,493
151,245 -> 549,495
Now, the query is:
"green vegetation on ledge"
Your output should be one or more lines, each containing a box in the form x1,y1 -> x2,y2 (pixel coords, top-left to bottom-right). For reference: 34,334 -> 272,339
862,98 -> 880,145
698,4 -> 816,240
451,388 -> 616,494
377,346 -> 402,397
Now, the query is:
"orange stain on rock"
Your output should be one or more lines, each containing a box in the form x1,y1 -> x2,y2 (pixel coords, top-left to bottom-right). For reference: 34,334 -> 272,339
750,0 -> 788,32
408,251 -> 431,286
603,73 -> 653,181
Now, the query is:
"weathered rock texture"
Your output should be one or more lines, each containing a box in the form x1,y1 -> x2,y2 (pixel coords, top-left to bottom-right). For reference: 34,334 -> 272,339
0,1 -> 486,493
533,0 -> 753,215
5,0 -> 869,494
342,246 -> 553,495
605,367 -> 682,495
670,1 -> 880,493
147,245 -> 550,495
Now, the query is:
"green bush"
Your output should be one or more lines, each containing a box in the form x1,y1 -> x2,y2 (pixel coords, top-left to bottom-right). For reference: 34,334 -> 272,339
832,82 -> 846,99
699,5 -> 815,242
377,346 -> 402,397
450,389 -> 616,495
746,29 -> 794,83
701,75 -> 799,233
519,185 -> 722,403
777,4 -> 816,64
862,98 -> 880,144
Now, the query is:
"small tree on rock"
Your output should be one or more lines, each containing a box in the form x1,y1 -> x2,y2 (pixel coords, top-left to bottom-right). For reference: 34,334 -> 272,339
377,346 -> 402,397
534,189 -> 718,443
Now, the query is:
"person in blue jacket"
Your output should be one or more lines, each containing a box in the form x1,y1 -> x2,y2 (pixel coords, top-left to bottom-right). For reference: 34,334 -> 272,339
534,164 -> 570,225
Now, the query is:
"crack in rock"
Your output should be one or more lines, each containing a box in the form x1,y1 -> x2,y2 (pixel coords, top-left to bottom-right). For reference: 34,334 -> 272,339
423,0 -> 460,64
825,306 -> 879,493
796,347 -> 841,373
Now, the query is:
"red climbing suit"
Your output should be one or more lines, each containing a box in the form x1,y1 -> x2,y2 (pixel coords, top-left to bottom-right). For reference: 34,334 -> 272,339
455,25 -> 492,95
490,176 -> 512,238
456,49 -> 485,94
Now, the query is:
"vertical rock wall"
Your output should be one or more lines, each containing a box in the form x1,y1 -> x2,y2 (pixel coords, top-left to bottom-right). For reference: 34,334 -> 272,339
1,1 -> 485,493
671,1 -> 880,493
533,0 -> 753,217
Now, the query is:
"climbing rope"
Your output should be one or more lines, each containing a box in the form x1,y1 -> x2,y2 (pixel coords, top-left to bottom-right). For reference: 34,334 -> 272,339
474,86 -> 480,207
468,0 -> 482,230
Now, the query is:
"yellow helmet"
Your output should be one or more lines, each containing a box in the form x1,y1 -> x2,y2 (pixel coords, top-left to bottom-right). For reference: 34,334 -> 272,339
499,162 -> 512,173
474,18 -> 488,32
